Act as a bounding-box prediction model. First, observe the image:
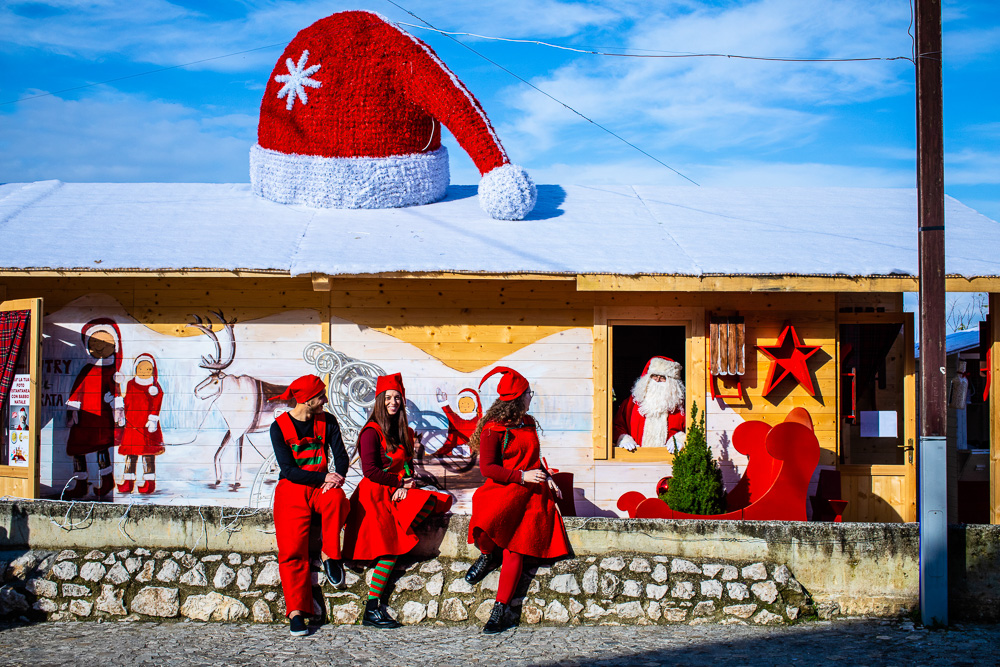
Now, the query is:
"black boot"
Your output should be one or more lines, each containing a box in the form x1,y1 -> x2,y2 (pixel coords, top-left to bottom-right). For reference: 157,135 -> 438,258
362,598 -> 401,629
464,551 -> 501,585
482,601 -> 514,635
323,558 -> 345,588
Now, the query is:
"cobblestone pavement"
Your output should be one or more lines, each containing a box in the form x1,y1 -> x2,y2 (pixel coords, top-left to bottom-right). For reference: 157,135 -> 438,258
1,618 -> 996,666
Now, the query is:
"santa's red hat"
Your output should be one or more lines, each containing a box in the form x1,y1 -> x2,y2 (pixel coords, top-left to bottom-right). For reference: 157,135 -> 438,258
375,372 -> 406,399
642,356 -> 682,380
251,10 -> 536,220
132,353 -> 161,396
270,374 -> 327,403
81,318 -> 123,380
480,366 -> 530,401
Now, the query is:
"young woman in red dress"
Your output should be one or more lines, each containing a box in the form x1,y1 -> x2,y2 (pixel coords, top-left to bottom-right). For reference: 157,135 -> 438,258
342,373 -> 453,628
465,366 -> 572,634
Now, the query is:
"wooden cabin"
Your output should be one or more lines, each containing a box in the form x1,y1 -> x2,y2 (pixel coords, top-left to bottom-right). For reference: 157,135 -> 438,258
1,180 -> 999,523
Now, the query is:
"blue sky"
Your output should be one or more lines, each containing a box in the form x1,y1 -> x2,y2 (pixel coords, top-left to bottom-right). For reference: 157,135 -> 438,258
1,0 -> 997,224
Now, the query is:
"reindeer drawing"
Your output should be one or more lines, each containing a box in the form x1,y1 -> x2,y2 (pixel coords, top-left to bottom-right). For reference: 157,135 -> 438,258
188,311 -> 292,491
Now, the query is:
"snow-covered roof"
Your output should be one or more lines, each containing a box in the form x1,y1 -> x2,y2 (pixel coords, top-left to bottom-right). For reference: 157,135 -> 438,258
1,179 -> 998,279
916,329 -> 983,358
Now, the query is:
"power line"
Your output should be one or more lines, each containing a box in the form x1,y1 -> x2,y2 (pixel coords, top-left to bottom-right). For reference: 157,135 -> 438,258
384,0 -> 700,186
396,21 -> 914,64
0,42 -> 287,107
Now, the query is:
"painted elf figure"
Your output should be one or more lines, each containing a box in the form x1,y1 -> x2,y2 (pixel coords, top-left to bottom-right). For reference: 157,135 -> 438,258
613,356 -> 686,452
465,367 -> 571,634
342,373 -> 453,629
268,374 -> 350,637
64,318 -> 124,499
117,354 -> 165,494
435,387 -> 482,457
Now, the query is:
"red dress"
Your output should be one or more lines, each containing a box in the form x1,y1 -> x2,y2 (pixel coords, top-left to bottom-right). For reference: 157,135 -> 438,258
65,363 -> 118,456
343,422 -> 453,561
468,417 -> 571,559
119,379 -> 165,456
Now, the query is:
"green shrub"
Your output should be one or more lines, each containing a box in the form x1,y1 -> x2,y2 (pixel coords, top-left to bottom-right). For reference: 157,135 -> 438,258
663,402 -> 726,515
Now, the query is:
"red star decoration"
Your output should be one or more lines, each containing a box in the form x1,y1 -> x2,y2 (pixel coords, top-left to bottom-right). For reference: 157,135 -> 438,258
757,322 -> 822,397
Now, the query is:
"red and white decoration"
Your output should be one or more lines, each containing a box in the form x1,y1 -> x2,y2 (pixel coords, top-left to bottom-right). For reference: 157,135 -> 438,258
251,10 -> 536,220
613,356 -> 686,451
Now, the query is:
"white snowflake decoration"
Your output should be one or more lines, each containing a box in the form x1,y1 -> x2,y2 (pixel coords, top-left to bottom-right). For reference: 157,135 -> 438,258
274,50 -> 322,111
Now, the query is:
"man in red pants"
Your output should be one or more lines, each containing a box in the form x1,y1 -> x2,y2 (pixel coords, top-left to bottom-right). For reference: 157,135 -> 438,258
268,375 -> 350,637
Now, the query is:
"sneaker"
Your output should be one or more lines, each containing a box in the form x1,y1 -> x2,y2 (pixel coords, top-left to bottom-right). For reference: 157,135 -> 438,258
323,558 -> 345,588
482,601 -> 514,635
289,615 -> 308,636
464,551 -> 501,585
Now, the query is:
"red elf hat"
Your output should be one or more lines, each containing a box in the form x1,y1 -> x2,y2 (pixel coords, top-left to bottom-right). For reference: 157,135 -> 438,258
479,366 -> 529,401
270,374 -> 327,403
375,372 -> 406,399
251,10 -> 536,220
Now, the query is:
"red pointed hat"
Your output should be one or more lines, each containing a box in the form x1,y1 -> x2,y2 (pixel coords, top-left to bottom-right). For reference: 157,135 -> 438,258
642,356 -> 682,379
251,10 -> 536,220
270,374 -> 327,403
375,372 -> 406,399
479,366 -> 529,401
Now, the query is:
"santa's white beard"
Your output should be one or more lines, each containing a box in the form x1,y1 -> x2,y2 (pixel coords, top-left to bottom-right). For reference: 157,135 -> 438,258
633,375 -> 685,448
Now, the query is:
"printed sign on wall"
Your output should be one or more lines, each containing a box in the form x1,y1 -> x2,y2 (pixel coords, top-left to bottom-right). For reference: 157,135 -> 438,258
8,374 -> 30,466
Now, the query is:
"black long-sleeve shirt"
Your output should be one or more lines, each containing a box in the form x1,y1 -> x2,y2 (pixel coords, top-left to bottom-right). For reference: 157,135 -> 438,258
269,413 -> 349,486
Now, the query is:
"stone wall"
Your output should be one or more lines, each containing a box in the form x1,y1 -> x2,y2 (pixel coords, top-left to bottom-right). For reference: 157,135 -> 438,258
1,547 -> 814,627
3,500 -> 999,623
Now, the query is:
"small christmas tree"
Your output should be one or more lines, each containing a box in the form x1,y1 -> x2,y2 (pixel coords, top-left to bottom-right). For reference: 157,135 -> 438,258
663,402 -> 726,515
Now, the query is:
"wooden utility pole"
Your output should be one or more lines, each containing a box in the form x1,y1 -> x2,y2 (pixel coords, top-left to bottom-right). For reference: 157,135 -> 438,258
915,0 -> 947,627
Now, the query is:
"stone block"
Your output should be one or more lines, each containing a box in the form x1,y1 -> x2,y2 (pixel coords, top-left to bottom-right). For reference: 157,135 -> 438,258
395,574 -> 426,591
522,605 -> 542,624
474,600 -> 494,622
419,560 -> 443,575
102,554 -> 117,566
255,562 -> 281,587
616,601 -> 643,619
201,555 -> 222,563
700,580 -> 723,599
599,572 -> 621,598
134,548 -> 151,557
629,558 -> 651,573
753,609 -> 784,625
622,580 -> 642,597
671,559 -> 700,575
425,572 -> 444,596
646,584 -> 668,600
136,561 -> 154,583
401,601 -> 427,625
236,567 -> 253,591
693,601 -> 716,617
544,600 -> 570,623
581,565 -> 599,594
652,564 -> 669,583
95,585 -> 127,615
153,550 -> 170,559
55,550 -> 78,562
33,598 -> 58,613
213,564 -> 236,589
725,581 -> 749,600
645,601 -> 661,621
786,605 -> 800,621
124,558 -> 141,574
703,563 -> 725,578
741,562 -> 767,580
252,599 -> 273,623
179,591 -> 248,621
447,578 -> 474,594
583,602 -> 607,619
599,556 -> 626,571
751,581 -> 778,603
26,578 -> 58,598
663,607 -> 687,622
69,599 -> 93,617
228,554 -> 242,566
330,602 -> 360,624
449,561 -> 470,572
62,584 -> 91,598
439,598 -> 468,621
720,565 -> 739,581
480,570 -> 501,593
244,557 -> 257,566
549,574 -> 581,595
258,555 -> 276,563
567,599 -> 584,615
723,604 -> 757,619
79,562 -> 106,582
131,587 -> 180,618
104,563 -> 130,585
84,550 -> 106,561
671,581 -> 695,600
180,563 -> 209,587
155,560 -> 180,583
426,599 -> 438,618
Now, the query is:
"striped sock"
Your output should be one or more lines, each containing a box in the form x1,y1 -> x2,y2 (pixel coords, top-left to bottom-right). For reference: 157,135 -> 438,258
411,497 -> 435,529
368,557 -> 397,600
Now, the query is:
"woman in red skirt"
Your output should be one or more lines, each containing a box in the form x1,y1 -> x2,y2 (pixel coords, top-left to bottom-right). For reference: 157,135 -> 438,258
342,373 -> 453,628
465,366 -> 571,634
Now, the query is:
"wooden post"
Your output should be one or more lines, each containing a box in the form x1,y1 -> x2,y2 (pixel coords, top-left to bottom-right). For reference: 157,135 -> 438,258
992,293 -> 1000,525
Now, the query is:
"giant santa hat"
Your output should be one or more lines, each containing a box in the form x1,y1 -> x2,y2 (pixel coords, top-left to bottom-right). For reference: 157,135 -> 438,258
251,10 -> 537,220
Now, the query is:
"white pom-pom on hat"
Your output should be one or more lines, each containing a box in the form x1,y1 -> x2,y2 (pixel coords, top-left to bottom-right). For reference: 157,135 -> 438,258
479,164 -> 537,221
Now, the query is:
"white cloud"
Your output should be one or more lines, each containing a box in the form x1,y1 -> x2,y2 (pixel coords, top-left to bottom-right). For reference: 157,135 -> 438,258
947,149 -> 1000,186
0,90 -> 255,182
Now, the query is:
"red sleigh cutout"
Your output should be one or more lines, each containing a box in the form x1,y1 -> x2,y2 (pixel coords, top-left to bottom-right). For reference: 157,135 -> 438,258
621,408 -> 823,522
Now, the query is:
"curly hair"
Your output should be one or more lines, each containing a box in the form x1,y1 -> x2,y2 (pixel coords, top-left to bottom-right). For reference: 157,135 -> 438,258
469,396 -> 540,453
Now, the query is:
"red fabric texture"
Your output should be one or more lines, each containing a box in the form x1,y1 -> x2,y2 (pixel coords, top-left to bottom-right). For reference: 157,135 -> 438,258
275,412 -> 328,472
258,11 -> 508,174
468,418 -> 571,559
118,378 -> 164,456
496,549 -> 524,605
375,373 -> 406,399
479,366 -> 529,400
66,363 -> 118,456
273,478 -> 350,616
270,374 -> 326,404
343,422 -> 453,561
356,426 -> 404,488
612,396 -> 685,447
0,310 -> 29,412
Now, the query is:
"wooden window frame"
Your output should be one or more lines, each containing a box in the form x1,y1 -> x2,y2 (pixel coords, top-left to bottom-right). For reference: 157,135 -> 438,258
0,297 -> 43,499
593,306 -> 706,462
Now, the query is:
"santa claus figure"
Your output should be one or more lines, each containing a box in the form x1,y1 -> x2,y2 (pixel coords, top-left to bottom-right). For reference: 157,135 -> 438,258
64,318 -> 124,499
436,387 -> 482,458
613,356 -> 686,452
118,354 -> 166,494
